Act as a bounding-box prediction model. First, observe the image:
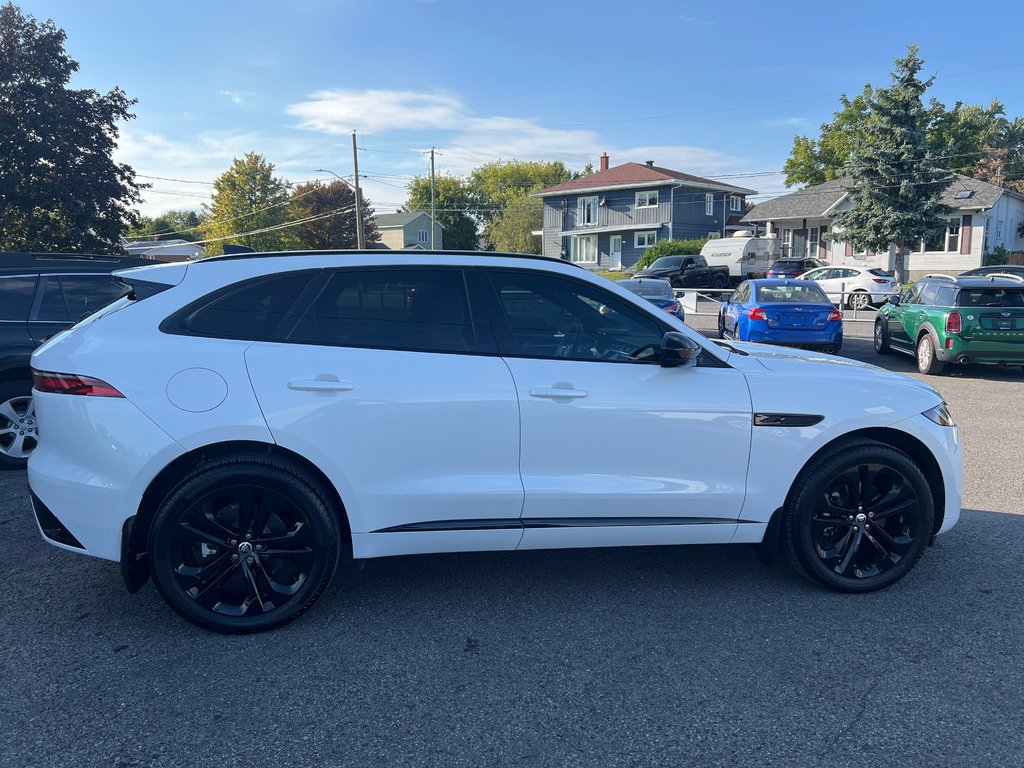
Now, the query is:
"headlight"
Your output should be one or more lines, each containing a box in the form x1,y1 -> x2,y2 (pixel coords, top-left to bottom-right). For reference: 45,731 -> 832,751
923,402 -> 955,427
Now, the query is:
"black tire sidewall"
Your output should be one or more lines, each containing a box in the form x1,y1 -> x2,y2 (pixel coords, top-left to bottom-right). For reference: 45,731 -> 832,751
873,321 -> 890,354
0,380 -> 33,470
149,459 -> 340,633
786,443 -> 934,593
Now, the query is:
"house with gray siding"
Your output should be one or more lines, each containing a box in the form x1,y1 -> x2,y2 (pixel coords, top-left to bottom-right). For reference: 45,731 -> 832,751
742,174 -> 1024,281
374,211 -> 444,250
531,153 -> 757,271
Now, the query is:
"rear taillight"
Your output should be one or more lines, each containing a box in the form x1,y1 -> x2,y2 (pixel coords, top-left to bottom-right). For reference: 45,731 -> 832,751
945,311 -> 962,334
872,278 -> 888,284
32,370 -> 124,398
748,307 -> 767,320
664,302 -> 680,314
828,309 -> 843,322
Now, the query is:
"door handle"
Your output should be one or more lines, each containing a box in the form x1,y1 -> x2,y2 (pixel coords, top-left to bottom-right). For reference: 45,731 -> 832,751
529,386 -> 588,399
287,379 -> 354,392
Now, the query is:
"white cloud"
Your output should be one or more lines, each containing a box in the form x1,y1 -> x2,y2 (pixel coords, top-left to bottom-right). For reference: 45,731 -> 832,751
762,116 -> 810,128
218,90 -> 255,105
287,89 -> 465,133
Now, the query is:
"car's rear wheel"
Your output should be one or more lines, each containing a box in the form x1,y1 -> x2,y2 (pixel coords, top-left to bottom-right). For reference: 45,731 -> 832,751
847,291 -> 870,310
149,454 -> 342,633
916,334 -> 944,375
712,274 -> 728,290
783,440 -> 934,592
0,381 -> 35,470
873,321 -> 891,354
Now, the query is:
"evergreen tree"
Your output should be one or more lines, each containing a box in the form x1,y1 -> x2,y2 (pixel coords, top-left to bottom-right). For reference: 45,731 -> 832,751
830,46 -> 953,282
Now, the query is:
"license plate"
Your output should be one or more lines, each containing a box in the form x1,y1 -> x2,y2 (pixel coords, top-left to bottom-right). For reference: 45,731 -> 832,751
995,319 -> 1013,330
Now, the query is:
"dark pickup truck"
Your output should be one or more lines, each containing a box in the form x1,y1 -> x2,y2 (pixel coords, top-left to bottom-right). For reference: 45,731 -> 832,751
634,254 -> 730,289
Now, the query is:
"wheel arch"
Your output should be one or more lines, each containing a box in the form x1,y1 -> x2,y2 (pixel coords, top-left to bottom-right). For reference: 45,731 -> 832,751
917,322 -> 941,343
127,441 -> 352,579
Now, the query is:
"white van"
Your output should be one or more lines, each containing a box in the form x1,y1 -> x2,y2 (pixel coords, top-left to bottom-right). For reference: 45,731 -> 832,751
700,232 -> 781,283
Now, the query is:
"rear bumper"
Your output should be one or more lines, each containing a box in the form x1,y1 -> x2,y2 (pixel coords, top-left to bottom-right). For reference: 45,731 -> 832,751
27,391 -> 183,562
745,326 -> 843,348
935,339 -> 1024,364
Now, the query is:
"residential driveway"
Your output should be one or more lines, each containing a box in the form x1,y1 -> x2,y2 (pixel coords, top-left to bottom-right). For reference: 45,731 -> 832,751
1,335 -> 1021,768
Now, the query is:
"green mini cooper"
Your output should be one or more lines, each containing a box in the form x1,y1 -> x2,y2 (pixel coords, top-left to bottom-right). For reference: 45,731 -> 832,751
874,273 -> 1024,374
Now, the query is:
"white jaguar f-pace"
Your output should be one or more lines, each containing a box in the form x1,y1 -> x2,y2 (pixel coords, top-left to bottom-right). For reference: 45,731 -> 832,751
27,251 -> 962,633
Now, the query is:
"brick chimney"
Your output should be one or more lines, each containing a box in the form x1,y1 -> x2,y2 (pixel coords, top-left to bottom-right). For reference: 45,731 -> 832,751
600,152 -> 609,172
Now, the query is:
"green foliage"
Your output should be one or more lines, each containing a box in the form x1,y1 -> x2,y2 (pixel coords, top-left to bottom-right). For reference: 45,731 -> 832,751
0,2 -> 142,252
469,160 -> 573,249
487,196 -> 541,253
127,209 -> 204,242
201,153 -> 290,255
284,180 -> 378,250
596,270 -> 631,281
633,238 -> 709,270
404,175 -> 478,249
783,86 -> 874,187
830,46 -> 953,281
983,245 -> 1009,266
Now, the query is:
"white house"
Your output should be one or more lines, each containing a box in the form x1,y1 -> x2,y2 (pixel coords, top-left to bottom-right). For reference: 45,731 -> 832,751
124,238 -> 205,262
742,175 -> 1024,280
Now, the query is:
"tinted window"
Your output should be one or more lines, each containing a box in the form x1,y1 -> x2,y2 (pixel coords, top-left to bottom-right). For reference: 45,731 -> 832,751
869,269 -> 891,277
917,283 -> 940,306
755,284 -> 831,304
649,256 -> 684,270
957,288 -> 1024,308
619,280 -> 671,299
0,277 -> 37,321
174,272 -> 316,340
289,269 -> 475,353
935,286 -> 956,307
60,275 -> 129,320
37,276 -> 69,321
486,270 -> 665,363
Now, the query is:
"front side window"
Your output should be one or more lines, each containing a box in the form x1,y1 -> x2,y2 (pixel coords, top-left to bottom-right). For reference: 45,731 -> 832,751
705,193 -> 714,216
635,190 -> 659,208
635,231 -> 657,248
570,235 -> 598,263
0,276 -> 37,321
485,270 -> 665,364
901,283 -> 924,304
166,272 -> 316,340
289,269 -> 476,354
577,196 -> 598,226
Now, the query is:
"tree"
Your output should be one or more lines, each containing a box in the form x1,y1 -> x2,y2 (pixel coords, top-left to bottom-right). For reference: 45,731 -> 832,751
469,160 -> 573,248
285,180 -> 379,250
783,86 -> 874,187
0,2 -> 142,252
127,209 -> 204,242
201,153 -> 290,255
487,196 -> 542,253
403,174 -> 478,249
830,46 -> 953,282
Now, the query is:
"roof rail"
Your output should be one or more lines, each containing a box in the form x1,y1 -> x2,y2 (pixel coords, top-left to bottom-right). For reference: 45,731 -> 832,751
921,273 -> 956,281
199,248 -> 587,269
0,251 -> 147,268
984,272 -> 1024,282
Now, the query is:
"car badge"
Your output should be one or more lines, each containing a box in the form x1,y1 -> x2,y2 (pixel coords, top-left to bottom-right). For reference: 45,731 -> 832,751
1001,311 -> 1012,317
967,315 -> 974,320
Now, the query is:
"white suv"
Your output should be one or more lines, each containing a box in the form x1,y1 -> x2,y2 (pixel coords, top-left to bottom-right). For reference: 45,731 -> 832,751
28,251 -> 962,633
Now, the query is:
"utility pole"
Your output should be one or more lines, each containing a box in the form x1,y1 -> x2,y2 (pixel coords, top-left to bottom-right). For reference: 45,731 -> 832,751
352,131 -> 364,249
429,147 -> 436,249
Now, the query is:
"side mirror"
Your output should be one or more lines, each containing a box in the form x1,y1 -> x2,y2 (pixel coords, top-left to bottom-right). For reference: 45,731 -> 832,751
660,331 -> 701,368
887,295 -> 901,306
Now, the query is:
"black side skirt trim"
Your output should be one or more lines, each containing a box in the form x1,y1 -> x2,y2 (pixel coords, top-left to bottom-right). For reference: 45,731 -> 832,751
753,413 -> 824,427
373,517 -> 753,534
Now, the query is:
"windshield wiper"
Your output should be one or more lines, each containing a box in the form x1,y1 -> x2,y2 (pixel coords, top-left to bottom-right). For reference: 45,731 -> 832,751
713,340 -> 749,356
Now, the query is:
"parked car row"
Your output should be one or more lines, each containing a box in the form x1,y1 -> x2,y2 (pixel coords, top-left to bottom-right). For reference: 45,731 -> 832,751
21,249 -> 961,633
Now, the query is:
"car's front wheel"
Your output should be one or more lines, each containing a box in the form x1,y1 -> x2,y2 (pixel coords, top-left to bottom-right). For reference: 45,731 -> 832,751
916,333 -> 944,375
0,380 -> 36,470
149,454 -> 342,633
873,320 -> 891,354
783,440 -> 934,592
717,314 -> 726,339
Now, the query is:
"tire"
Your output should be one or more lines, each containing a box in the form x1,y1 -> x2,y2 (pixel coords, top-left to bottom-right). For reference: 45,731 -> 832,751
149,454 -> 342,633
847,291 -> 870,310
671,278 -> 683,289
717,314 -> 726,339
0,380 -> 35,470
873,321 -> 891,355
712,274 -> 728,290
783,440 -> 934,592
916,333 -> 945,375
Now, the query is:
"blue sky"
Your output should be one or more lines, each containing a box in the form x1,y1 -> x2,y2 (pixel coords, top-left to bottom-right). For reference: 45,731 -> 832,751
20,0 -> 1024,217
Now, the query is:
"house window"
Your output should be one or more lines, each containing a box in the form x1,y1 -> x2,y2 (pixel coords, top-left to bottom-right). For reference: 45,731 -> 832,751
782,228 -> 792,257
635,190 -> 659,208
808,227 -> 819,257
570,234 -> 598,263
635,231 -> 657,248
730,195 -> 741,212
919,218 -> 961,252
946,217 -> 960,252
705,193 -> 714,216
577,196 -> 598,226
418,229 -> 428,243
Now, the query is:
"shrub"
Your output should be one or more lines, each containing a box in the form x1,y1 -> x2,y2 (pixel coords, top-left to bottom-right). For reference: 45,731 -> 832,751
634,238 -> 708,270
983,245 -> 1009,266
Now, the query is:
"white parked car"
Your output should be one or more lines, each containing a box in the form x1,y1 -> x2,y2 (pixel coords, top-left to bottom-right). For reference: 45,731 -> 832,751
28,251 -> 962,633
798,265 -> 899,310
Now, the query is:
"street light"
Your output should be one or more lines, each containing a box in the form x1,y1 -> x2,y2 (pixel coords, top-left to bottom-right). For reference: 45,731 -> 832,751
315,166 -> 364,249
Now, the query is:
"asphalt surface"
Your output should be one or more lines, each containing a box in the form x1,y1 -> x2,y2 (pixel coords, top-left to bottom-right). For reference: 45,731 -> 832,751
2,328 -> 1023,768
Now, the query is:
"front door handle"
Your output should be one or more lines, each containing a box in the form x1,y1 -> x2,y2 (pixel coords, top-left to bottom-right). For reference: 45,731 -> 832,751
529,386 -> 588,399
287,379 -> 354,392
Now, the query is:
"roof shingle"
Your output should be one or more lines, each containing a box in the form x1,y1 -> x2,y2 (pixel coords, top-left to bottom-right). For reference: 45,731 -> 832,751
534,162 -> 755,196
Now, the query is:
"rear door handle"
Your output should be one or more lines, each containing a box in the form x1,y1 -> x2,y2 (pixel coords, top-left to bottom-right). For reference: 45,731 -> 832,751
287,379 -> 354,392
529,387 -> 588,399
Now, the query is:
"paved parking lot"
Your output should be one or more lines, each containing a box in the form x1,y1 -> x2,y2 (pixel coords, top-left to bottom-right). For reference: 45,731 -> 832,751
2,329 -> 1022,768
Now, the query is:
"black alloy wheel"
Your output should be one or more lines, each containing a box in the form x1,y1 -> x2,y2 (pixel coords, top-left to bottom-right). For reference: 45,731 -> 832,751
873,320 -> 891,354
783,440 -> 933,592
149,455 -> 342,633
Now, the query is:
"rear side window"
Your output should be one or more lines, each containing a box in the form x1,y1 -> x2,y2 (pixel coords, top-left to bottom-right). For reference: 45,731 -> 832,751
869,269 -> 891,277
36,274 -> 129,322
935,286 -> 956,307
0,276 -> 37,321
165,272 -> 316,340
957,288 -> 1024,308
917,283 -> 940,306
288,269 -> 476,354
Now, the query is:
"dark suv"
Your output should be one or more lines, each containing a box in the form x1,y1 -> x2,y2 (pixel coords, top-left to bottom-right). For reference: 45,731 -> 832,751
0,253 -> 154,468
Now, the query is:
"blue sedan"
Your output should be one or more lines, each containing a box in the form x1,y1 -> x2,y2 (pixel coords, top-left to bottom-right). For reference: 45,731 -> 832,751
718,279 -> 843,353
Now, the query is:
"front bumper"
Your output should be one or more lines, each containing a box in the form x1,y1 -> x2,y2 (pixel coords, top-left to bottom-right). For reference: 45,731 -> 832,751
894,412 -> 963,535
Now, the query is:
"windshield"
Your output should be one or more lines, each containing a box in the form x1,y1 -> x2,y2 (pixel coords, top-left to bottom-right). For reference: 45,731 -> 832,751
621,280 -> 671,298
957,288 -> 1024,307
648,256 -> 685,270
773,261 -> 803,269
756,285 -> 831,304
